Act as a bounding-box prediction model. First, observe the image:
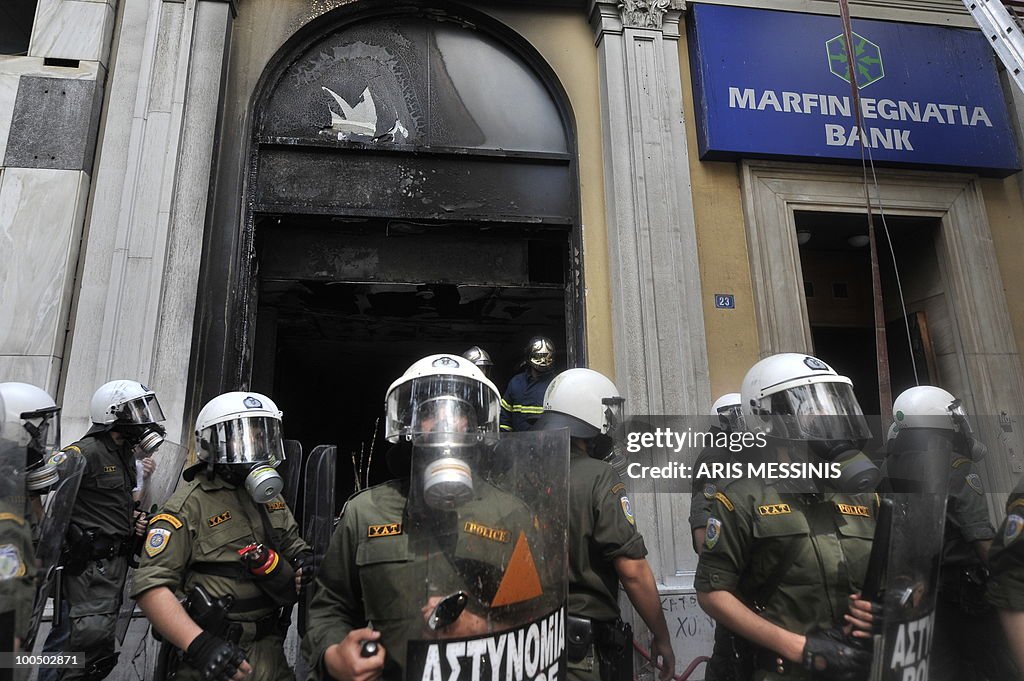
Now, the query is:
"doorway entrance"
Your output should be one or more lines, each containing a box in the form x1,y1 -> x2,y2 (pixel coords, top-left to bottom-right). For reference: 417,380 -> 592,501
251,216 -> 569,497
796,211 -> 945,416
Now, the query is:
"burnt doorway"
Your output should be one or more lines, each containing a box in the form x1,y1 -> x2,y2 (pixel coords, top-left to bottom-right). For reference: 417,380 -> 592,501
251,216 -> 569,498
195,5 -> 584,504
796,211 -> 947,417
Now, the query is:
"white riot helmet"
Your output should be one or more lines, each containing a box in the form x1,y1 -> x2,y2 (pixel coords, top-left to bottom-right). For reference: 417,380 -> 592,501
90,380 -> 164,426
385,354 -> 500,445
538,368 -> 624,439
741,353 -> 870,443
893,386 -> 959,431
89,380 -> 166,455
195,392 -> 285,502
891,386 -> 985,461
710,392 -> 742,433
741,353 -> 877,491
386,355 -> 500,510
0,382 -> 61,492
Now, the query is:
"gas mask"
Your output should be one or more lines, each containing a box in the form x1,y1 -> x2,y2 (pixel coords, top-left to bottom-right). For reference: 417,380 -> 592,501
808,439 -> 880,493
118,422 -> 166,457
215,462 -> 284,502
412,398 -> 481,510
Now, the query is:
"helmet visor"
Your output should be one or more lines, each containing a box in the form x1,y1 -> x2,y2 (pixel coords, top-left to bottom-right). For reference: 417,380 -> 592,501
113,394 -> 165,425
755,382 -> 871,442
386,375 -> 499,443
199,416 -> 284,465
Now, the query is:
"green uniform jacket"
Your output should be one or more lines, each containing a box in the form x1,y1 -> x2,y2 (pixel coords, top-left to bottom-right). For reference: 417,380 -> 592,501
940,459 -> 993,576
0,498 -> 34,642
131,474 -> 310,623
695,478 -> 876,637
987,479 -> 1024,611
62,433 -> 136,538
568,452 -> 646,622
302,478 -> 537,680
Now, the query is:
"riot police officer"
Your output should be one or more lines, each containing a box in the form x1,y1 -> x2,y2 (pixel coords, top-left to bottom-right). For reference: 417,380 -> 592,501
688,392 -> 747,681
987,476 -> 1024,675
134,391 -> 312,681
695,353 -> 878,681
49,380 -> 162,680
690,393 -> 743,555
500,336 -> 556,432
303,354 -> 559,681
0,383 -> 61,649
885,386 -> 1018,681
536,368 -> 675,681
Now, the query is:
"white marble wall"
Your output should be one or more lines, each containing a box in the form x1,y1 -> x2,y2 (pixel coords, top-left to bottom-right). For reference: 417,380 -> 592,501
0,168 -> 88,392
29,0 -> 117,65
0,0 -> 114,394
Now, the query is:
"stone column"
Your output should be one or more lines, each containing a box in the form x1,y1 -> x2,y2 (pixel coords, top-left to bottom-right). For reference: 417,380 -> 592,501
589,3 -> 710,669
61,0 -> 235,445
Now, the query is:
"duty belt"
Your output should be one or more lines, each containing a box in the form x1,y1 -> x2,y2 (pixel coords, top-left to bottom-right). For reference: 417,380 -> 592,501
89,535 -> 132,560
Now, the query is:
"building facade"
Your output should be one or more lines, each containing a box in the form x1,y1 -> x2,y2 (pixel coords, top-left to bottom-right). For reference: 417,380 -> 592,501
3,0 -> 1024,676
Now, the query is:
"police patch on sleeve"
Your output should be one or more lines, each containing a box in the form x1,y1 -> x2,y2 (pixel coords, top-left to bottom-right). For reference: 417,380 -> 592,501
0,544 -> 26,579
47,451 -> 67,466
705,518 -> 722,550
966,473 -> 984,495
145,528 -> 172,557
620,496 -> 635,525
1005,514 -> 1024,545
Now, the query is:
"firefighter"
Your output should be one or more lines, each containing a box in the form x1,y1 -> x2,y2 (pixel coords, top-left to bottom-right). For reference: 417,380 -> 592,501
500,336 -> 556,432
133,391 -> 312,681
461,346 -> 494,380
696,353 -> 879,681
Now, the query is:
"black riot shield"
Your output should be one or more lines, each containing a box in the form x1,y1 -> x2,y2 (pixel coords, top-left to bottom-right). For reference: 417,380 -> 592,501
870,424 -> 954,681
115,442 -> 187,645
300,445 -> 337,636
282,439 -> 304,517
22,448 -> 85,651
0,440 -> 30,653
402,429 -> 570,681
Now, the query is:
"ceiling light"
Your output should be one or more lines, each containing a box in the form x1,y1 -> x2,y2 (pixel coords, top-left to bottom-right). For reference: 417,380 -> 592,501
796,230 -> 812,246
847,235 -> 871,248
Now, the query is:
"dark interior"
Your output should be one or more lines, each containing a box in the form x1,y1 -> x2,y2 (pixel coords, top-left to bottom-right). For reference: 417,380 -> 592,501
252,216 -> 569,507
796,211 -> 939,417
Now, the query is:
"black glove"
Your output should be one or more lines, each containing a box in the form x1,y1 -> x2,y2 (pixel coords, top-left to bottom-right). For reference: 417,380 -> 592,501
294,552 -> 316,591
185,630 -> 248,681
802,627 -> 870,681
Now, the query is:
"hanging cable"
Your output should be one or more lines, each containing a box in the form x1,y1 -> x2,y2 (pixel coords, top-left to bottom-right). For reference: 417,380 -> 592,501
838,0 -> 895,416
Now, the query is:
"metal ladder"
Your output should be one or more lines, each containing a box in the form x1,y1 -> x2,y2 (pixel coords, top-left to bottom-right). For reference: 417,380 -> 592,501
963,0 -> 1024,93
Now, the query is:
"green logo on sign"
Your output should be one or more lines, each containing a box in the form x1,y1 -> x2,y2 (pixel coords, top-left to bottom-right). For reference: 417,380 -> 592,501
826,32 -> 884,89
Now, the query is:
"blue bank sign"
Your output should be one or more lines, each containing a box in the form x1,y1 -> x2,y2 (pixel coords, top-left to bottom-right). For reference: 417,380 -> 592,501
688,5 -> 1021,176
